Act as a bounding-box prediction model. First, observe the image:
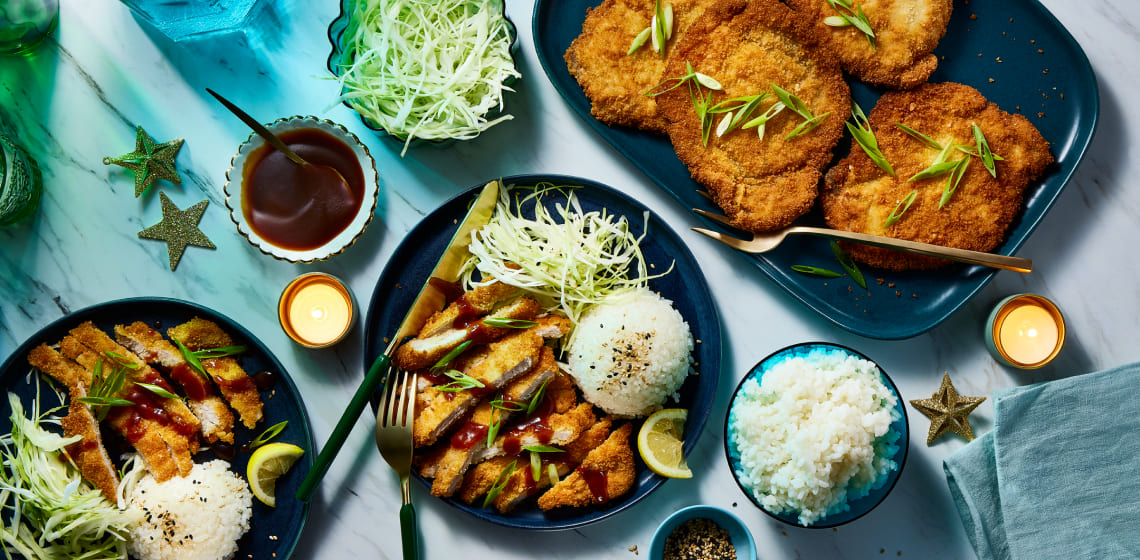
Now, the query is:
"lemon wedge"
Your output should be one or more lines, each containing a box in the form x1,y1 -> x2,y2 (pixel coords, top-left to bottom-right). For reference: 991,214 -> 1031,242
247,442 -> 305,507
637,408 -> 692,479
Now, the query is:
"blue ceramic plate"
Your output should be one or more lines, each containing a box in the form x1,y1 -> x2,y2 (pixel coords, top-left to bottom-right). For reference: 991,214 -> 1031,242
325,0 -> 520,151
724,342 -> 909,528
533,0 -> 1099,339
362,174 -> 721,530
0,298 -> 314,559
649,505 -> 756,560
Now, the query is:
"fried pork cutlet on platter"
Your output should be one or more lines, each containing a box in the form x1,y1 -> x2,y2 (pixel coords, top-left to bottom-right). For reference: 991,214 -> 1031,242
821,82 -> 1054,270
787,0 -> 953,89
537,422 -> 636,511
565,0 -> 719,133
656,0 -> 850,232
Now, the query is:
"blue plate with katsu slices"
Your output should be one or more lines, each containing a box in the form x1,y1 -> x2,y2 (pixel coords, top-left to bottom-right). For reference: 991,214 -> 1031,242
0,297 -> 314,560
362,175 -> 722,530
534,0 -> 1098,339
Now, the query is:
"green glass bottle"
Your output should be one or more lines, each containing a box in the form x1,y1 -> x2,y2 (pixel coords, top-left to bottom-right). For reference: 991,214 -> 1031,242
0,0 -> 59,56
0,133 -> 42,226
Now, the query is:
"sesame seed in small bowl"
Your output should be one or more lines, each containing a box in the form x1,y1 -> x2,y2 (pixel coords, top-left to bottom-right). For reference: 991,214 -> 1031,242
649,505 -> 756,560
224,116 -> 379,263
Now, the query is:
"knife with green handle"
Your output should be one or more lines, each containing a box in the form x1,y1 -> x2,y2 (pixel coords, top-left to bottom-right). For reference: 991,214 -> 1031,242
295,180 -> 500,503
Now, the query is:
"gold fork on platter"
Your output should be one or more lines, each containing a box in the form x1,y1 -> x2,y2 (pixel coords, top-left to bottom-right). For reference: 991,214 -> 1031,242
691,207 -> 1032,273
375,368 -> 418,560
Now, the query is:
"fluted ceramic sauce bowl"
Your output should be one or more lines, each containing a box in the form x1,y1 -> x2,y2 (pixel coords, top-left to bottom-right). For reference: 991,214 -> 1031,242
224,116 -> 378,263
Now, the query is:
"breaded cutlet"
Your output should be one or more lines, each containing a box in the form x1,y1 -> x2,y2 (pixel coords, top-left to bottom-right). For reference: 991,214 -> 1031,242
787,0 -> 953,89
656,0 -> 850,232
537,423 -> 635,510
565,0 -> 719,133
821,82 -> 1053,270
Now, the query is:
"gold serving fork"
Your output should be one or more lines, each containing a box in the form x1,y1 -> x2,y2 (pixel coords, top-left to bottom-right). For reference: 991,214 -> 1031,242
692,207 -> 1032,273
375,368 -> 418,560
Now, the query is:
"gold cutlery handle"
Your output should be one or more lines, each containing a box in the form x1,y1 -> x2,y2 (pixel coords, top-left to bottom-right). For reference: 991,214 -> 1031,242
793,226 -> 1032,273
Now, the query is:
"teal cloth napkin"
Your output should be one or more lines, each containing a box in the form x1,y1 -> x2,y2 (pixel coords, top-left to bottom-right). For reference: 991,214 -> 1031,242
943,362 -> 1140,559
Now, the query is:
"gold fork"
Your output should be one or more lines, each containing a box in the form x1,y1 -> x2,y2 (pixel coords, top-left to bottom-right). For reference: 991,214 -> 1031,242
691,207 -> 1032,273
375,368 -> 418,560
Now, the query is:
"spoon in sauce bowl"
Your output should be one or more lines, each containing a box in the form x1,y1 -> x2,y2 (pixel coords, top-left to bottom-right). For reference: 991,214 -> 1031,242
206,88 -> 352,198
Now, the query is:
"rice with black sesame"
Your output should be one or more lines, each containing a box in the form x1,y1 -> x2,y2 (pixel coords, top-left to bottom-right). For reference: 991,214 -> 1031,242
566,288 -> 693,417
126,459 -> 253,560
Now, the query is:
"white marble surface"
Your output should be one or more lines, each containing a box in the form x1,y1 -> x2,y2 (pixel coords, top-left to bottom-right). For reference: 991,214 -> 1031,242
1,0 -> 1137,558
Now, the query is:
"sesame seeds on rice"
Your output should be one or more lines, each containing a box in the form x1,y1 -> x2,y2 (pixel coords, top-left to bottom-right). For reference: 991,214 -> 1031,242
566,288 -> 694,417
127,459 -> 253,560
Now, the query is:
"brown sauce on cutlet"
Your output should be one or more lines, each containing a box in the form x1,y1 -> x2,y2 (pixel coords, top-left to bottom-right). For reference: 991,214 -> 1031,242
451,422 -> 488,450
577,465 -> 608,503
168,362 -> 213,401
501,398 -> 555,455
241,128 -> 364,251
115,381 -> 198,442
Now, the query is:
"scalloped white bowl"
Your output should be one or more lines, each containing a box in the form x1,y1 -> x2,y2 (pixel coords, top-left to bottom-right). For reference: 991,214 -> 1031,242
224,116 -> 379,263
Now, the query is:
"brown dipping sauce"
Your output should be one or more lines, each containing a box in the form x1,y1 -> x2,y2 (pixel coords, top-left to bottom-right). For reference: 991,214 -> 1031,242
241,128 -> 365,251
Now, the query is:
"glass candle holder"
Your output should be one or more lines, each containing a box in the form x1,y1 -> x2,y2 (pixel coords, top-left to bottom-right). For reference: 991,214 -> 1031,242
278,273 -> 355,348
0,0 -> 59,56
985,294 -> 1065,369
0,133 -> 42,226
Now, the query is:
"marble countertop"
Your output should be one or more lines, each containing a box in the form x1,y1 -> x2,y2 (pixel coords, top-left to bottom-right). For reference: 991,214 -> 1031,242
1,0 -> 1137,558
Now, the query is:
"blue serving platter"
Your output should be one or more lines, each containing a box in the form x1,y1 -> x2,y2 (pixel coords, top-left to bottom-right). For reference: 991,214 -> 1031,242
362,174 -> 722,530
724,342 -> 909,528
0,298 -> 314,560
533,0 -> 1099,339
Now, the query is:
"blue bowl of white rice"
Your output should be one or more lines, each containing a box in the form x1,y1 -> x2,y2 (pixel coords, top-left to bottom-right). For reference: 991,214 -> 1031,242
724,343 -> 908,528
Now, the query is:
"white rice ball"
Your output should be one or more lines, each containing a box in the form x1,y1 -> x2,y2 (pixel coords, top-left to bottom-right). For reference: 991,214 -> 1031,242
567,288 -> 694,417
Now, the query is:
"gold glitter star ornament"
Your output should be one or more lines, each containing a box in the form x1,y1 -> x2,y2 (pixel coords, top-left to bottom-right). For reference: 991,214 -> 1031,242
103,126 -> 184,197
910,372 -> 986,445
138,192 -> 215,270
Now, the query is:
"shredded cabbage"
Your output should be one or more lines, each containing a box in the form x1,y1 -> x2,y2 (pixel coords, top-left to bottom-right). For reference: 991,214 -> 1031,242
335,0 -> 521,156
0,391 -> 139,560
464,183 -> 673,325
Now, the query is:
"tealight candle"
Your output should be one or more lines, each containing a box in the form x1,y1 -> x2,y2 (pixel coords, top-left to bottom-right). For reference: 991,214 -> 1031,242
985,294 -> 1065,369
278,273 -> 355,348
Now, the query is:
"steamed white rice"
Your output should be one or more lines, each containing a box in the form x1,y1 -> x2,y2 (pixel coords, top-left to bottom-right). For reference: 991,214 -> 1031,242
728,348 -> 900,526
126,459 -> 253,560
566,288 -> 694,417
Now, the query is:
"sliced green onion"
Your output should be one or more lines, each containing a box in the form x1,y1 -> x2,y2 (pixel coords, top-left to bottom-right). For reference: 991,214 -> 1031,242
134,382 -> 179,400
101,351 -> 139,369
652,0 -> 666,56
249,420 -> 289,451
335,0 -> 521,156
172,337 -> 207,378
75,396 -> 135,408
884,189 -> 919,228
831,240 -> 867,290
664,3 -> 674,38
786,111 -> 830,140
628,27 -> 651,55
895,123 -> 943,150
939,157 -> 971,208
526,379 -> 550,415
791,265 -> 843,278
521,445 -> 562,453
432,340 -> 472,371
530,450 -> 542,482
435,369 -> 485,393
191,345 -> 246,360
483,460 -> 516,508
847,101 -> 894,176
972,124 -> 999,177
547,463 -> 559,486
486,409 -> 501,448
481,317 -> 538,329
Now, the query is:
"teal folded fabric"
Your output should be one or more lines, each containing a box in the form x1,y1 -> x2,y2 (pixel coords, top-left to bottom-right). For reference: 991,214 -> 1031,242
944,362 -> 1140,559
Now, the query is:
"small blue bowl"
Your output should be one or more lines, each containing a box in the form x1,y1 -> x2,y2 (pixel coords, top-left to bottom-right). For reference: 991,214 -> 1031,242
724,342 -> 909,528
649,505 -> 756,560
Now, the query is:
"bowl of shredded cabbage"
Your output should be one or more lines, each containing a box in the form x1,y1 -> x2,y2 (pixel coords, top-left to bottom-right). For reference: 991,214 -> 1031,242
326,0 -> 521,156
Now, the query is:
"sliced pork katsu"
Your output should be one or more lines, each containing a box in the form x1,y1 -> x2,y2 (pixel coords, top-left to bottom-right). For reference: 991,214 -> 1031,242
166,318 -> 263,428
54,326 -> 197,481
422,348 -> 562,497
27,344 -> 120,500
537,423 -> 636,511
416,280 -> 521,339
395,296 -> 542,372
460,417 -> 615,513
413,330 -> 544,447
116,321 -> 236,444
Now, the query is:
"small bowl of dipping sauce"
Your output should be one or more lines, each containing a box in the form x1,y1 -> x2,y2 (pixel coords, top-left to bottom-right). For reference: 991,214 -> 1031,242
278,273 -> 355,348
986,294 -> 1065,369
649,505 -> 755,560
224,116 -> 378,262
